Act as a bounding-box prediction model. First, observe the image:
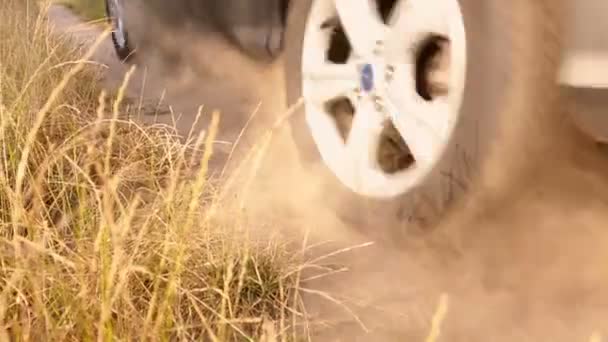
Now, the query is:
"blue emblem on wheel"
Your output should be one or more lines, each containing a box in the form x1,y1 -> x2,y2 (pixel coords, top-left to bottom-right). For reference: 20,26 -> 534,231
360,63 -> 374,92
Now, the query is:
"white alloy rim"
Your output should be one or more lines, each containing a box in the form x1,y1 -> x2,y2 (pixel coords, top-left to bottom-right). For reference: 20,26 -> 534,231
108,0 -> 127,48
301,0 -> 466,198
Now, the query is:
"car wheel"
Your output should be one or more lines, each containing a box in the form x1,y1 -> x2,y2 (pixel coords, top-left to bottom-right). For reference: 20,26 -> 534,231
284,0 -> 555,232
105,0 -> 135,62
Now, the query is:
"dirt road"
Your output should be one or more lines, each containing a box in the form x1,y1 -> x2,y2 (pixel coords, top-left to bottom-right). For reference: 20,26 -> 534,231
47,4 -> 291,165
45,4 -> 608,340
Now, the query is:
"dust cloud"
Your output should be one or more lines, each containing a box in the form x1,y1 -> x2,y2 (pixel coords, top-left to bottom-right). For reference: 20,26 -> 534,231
100,1 -> 608,340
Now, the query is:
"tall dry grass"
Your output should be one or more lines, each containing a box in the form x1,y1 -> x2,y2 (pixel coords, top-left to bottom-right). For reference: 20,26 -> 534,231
0,1 -> 308,340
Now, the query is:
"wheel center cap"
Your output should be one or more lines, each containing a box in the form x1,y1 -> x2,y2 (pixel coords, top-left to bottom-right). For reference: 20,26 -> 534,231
360,62 -> 391,95
360,63 -> 375,93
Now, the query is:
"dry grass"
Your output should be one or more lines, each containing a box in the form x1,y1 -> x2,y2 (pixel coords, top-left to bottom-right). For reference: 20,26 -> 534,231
0,1 -> 311,340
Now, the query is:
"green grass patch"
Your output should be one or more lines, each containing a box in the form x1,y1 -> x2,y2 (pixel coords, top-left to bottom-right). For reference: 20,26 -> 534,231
58,0 -> 106,22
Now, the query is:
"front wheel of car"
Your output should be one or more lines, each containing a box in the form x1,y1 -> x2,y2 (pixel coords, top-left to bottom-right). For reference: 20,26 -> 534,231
283,0 -> 560,232
105,0 -> 135,62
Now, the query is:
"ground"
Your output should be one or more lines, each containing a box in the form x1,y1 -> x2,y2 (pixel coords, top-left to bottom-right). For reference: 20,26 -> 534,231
47,3 -> 293,173
26,2 -> 608,340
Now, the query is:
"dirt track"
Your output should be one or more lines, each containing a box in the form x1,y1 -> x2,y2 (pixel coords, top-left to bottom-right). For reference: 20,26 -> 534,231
47,4 -> 291,170
46,5 -> 608,340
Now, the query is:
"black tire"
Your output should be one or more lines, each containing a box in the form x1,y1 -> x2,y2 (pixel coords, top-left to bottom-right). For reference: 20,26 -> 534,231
105,0 -> 135,62
283,0 -> 560,238
206,0 -> 288,63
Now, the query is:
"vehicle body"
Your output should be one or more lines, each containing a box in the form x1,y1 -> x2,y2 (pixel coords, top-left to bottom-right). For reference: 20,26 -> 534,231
560,0 -> 608,88
106,0 -> 608,88
105,0 -> 608,224
105,0 -> 289,62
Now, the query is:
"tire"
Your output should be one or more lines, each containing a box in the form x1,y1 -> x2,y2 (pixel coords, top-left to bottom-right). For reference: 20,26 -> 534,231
283,0 -> 559,237
206,0 -> 287,63
105,0 -> 135,62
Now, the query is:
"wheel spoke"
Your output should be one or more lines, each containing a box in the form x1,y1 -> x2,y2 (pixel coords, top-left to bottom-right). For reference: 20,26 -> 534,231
302,9 -> 334,67
306,96 -> 419,198
303,79 -> 356,104
384,0 -> 452,61
334,0 -> 388,58
345,98 -> 386,171
385,64 -> 450,166
302,63 -> 359,103
304,63 -> 360,81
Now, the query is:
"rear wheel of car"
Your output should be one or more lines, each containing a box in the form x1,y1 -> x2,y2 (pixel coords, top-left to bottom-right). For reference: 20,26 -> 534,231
105,0 -> 135,62
283,0 -> 558,233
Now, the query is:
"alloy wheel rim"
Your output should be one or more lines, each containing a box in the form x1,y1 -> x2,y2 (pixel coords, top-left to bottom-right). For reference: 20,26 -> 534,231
301,0 -> 467,198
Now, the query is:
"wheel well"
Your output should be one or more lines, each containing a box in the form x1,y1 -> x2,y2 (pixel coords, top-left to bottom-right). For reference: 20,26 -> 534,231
280,0 -> 290,26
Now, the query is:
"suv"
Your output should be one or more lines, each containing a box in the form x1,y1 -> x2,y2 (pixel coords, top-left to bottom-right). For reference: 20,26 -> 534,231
105,0 -> 608,215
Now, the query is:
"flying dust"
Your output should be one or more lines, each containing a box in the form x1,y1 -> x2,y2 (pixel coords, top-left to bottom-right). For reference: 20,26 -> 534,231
96,0 -> 608,340
242,1 -> 608,340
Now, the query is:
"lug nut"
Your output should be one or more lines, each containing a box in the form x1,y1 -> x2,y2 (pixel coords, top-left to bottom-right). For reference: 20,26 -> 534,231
372,94 -> 384,111
385,65 -> 395,82
373,40 -> 384,55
